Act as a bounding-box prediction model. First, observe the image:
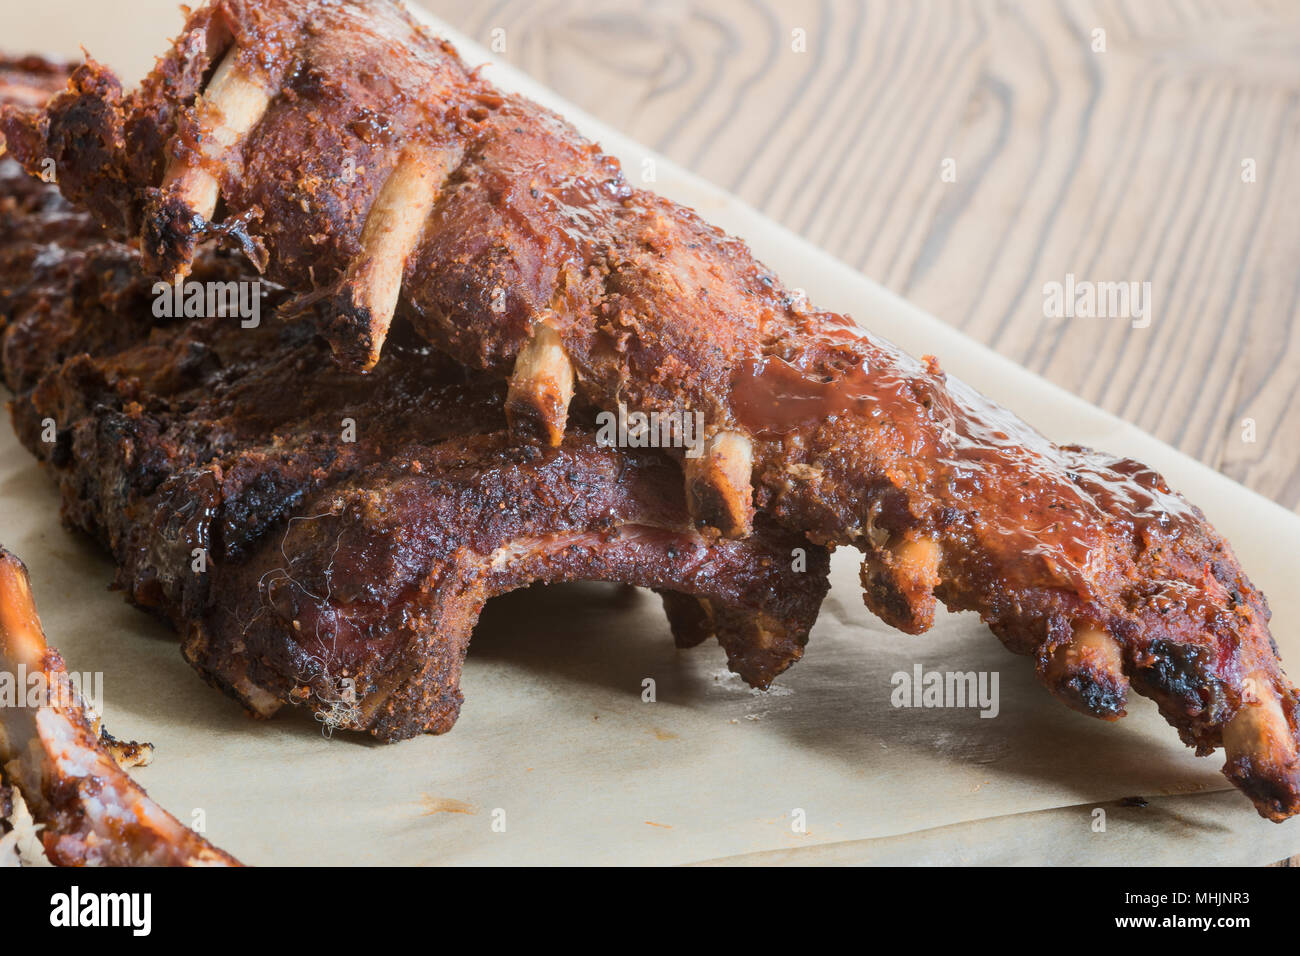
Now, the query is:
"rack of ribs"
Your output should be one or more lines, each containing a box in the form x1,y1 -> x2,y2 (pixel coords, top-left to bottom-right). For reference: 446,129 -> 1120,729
2,1 -> 1298,822
0,86 -> 829,743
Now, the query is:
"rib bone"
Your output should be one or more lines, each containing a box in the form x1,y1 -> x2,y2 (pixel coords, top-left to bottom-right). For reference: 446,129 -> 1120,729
506,319 -> 575,446
685,430 -> 755,538
329,148 -> 460,371
861,536 -> 942,634
1224,672 -> 1300,819
162,45 -> 272,225
1039,624 -> 1129,719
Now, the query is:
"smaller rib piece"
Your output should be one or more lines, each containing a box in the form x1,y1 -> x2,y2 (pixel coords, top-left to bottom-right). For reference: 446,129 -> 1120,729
0,547 -> 240,866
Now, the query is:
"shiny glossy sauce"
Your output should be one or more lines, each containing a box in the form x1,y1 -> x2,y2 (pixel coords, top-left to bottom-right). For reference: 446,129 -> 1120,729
547,174 -> 631,256
731,355 -> 928,455
730,316 -> 1202,594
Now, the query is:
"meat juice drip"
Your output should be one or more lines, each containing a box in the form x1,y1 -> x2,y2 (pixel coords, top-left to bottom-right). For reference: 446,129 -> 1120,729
730,314 -> 1203,595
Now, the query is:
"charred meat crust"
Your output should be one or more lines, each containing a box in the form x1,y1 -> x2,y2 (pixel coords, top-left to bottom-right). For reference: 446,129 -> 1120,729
0,91 -> 829,740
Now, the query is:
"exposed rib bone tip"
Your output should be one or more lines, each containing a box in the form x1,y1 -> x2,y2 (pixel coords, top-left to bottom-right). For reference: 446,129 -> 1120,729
0,550 -> 41,660
685,429 -> 755,538
859,535 -> 943,634
332,149 -> 452,368
161,45 -> 273,222
506,320 -> 575,447
1041,624 -> 1129,719
1225,673 -> 1298,769
894,537 -> 941,588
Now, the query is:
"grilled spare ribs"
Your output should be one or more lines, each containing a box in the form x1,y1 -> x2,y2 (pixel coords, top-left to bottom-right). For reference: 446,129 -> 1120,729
0,91 -> 830,744
4,0 -> 1294,820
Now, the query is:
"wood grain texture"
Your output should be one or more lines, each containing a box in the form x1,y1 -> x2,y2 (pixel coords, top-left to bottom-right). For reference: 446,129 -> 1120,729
424,0 -> 1300,513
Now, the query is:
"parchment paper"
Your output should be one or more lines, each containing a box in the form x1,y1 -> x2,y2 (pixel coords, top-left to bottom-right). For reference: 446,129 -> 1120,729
1,1 -> 1297,865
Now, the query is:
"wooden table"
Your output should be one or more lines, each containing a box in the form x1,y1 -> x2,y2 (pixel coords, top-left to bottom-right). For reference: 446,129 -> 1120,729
427,0 -> 1300,516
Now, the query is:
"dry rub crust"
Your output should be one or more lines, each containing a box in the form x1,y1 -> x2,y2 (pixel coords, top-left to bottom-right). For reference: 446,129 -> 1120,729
3,4 -> 1298,819
4,282 -> 829,738
0,78 -> 829,739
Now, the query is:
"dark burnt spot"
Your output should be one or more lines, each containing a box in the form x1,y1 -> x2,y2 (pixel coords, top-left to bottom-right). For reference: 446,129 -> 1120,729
1060,671 -> 1125,719
1133,639 -> 1229,723
177,340 -> 220,378
50,428 -> 73,467
1224,754 -> 1297,821
220,469 -> 322,558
